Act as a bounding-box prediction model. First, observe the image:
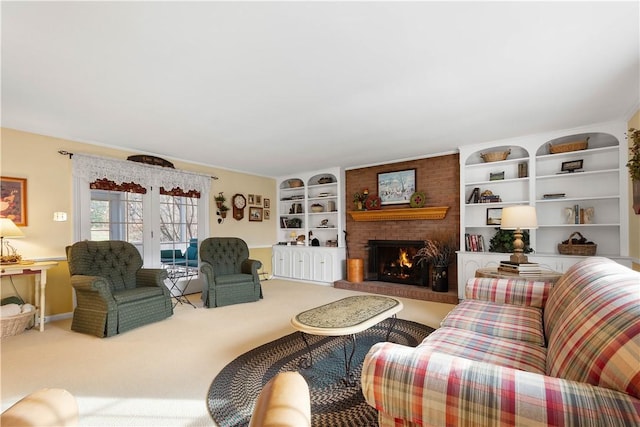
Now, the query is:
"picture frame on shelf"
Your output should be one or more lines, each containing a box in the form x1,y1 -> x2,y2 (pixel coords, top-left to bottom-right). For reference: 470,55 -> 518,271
561,159 -> 583,173
249,207 -> 263,222
489,171 -> 505,181
0,176 -> 27,226
486,207 -> 503,225
377,169 -> 416,205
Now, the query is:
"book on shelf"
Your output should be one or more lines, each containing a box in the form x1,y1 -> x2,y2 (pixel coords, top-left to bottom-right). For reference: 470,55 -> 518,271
465,234 -> 485,252
479,195 -> 502,203
466,187 -> 480,204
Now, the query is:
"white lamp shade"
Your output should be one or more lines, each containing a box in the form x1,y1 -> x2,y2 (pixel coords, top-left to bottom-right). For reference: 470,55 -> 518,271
501,206 -> 538,230
0,218 -> 24,238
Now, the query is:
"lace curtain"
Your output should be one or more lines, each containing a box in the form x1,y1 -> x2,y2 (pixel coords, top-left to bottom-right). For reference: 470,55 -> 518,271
72,153 -> 211,195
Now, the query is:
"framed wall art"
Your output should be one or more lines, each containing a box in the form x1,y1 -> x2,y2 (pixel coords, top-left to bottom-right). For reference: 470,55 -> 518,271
249,207 -> 263,222
1,176 -> 27,226
377,169 -> 416,205
264,209 -> 270,220
264,198 -> 270,209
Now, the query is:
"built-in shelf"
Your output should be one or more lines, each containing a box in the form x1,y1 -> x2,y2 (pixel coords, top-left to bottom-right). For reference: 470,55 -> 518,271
348,207 -> 449,222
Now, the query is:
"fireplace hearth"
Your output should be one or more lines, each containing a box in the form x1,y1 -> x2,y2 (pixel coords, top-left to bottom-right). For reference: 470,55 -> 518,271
368,240 -> 428,286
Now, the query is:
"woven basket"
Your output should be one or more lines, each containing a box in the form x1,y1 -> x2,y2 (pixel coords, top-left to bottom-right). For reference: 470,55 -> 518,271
549,137 -> 589,154
1,310 -> 34,338
480,149 -> 510,163
288,179 -> 303,188
557,231 -> 597,256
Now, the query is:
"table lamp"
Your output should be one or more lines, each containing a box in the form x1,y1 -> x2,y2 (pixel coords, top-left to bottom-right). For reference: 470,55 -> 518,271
500,205 -> 537,264
0,217 -> 24,263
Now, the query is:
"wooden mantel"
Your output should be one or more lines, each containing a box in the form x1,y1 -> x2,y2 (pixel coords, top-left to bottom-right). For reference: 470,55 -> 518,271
348,206 -> 449,222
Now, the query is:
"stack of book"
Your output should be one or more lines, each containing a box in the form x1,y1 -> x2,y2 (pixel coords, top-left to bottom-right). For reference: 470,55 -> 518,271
497,261 -> 542,276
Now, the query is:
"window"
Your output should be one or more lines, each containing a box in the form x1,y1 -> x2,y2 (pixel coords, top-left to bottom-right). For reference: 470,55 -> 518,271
159,193 -> 198,269
90,189 -> 145,257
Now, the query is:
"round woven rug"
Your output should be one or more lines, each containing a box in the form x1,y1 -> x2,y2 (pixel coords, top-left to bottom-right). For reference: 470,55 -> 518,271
207,318 -> 434,427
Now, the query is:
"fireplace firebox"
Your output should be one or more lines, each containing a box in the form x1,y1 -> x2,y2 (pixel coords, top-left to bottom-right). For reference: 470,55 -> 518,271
367,240 -> 428,286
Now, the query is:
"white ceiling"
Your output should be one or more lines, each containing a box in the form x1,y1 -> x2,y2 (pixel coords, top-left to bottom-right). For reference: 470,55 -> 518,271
2,1 -> 639,177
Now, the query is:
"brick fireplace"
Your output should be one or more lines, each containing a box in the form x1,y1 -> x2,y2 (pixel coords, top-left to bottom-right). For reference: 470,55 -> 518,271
367,239 -> 427,285
334,153 -> 461,304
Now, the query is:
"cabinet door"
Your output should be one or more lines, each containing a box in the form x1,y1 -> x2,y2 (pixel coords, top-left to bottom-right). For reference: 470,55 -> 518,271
311,251 -> 334,282
292,250 -> 312,280
273,247 -> 292,278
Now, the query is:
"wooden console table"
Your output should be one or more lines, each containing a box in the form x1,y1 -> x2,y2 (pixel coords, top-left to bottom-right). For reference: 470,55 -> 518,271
475,267 -> 563,284
1,261 -> 58,331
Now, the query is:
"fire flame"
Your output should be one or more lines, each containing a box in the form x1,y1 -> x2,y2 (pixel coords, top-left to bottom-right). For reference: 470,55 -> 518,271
398,248 -> 413,268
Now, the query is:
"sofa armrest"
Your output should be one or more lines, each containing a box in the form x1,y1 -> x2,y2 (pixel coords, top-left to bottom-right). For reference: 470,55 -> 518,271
200,261 -> 214,282
70,273 -> 116,299
136,268 -> 168,286
249,372 -> 311,427
1,388 -> 78,427
241,259 -> 263,277
362,342 -> 640,426
464,277 -> 553,308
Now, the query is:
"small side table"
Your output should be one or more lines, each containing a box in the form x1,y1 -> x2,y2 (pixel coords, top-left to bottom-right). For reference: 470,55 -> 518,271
475,267 -> 563,284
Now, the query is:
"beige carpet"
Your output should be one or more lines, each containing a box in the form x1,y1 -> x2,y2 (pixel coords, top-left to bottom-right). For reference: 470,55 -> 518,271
0,279 -> 455,426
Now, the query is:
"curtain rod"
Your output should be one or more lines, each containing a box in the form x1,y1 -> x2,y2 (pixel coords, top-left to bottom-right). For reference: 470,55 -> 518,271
58,150 -> 218,180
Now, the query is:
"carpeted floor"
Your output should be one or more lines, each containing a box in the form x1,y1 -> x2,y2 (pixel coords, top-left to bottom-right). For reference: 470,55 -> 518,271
207,318 -> 434,427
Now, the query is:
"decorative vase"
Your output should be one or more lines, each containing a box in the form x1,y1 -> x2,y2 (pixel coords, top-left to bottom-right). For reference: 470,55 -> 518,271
633,180 -> 640,215
431,264 -> 448,292
347,258 -> 364,283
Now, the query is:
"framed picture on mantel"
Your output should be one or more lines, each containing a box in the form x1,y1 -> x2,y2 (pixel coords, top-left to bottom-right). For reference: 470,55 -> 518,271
378,169 -> 416,205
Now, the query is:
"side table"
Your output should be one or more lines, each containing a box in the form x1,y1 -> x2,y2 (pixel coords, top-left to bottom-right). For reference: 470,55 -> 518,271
475,267 -> 563,284
0,261 -> 58,331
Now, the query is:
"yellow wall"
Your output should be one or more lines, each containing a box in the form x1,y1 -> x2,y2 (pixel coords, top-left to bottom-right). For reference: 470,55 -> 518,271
628,111 -> 640,271
1,127 -> 276,316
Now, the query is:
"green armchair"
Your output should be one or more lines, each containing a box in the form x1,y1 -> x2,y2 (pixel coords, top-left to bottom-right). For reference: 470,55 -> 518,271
200,237 -> 263,308
66,240 -> 173,337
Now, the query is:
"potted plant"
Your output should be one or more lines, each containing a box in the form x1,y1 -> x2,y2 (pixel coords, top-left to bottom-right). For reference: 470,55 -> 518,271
627,128 -> 640,214
488,229 -> 533,254
413,235 -> 457,292
214,192 -> 226,209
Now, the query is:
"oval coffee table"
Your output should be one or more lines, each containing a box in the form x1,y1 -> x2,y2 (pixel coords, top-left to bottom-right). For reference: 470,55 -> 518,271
291,295 -> 403,386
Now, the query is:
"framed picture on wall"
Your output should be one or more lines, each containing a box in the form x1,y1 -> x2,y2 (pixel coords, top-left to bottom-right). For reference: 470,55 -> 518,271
377,169 -> 416,205
264,198 -> 270,208
249,207 -> 263,222
264,209 -> 270,220
1,176 -> 27,226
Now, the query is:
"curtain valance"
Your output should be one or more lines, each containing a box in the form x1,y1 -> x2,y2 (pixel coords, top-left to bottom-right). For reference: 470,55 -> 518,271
72,153 -> 211,195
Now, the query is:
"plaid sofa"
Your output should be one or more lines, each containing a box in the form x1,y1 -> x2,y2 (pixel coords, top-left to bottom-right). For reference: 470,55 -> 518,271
361,257 -> 640,426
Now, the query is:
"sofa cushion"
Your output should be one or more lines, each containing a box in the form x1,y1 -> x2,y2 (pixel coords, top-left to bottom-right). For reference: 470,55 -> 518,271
419,327 -> 547,374
465,277 -> 552,308
441,299 -> 545,346
215,273 -> 254,286
545,257 -> 640,399
112,287 -> 165,304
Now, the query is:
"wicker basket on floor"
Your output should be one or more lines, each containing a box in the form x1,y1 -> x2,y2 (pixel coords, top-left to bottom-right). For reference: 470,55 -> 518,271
557,231 -> 597,256
1,310 -> 34,338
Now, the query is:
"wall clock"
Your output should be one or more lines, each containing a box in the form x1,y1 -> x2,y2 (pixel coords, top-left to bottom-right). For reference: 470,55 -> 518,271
232,193 -> 246,220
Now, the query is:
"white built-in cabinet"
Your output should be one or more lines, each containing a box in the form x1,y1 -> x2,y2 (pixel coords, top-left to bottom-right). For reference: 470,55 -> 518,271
273,168 -> 346,284
272,245 -> 345,284
458,121 -> 631,297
